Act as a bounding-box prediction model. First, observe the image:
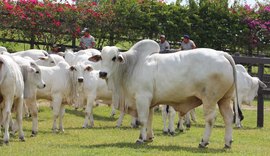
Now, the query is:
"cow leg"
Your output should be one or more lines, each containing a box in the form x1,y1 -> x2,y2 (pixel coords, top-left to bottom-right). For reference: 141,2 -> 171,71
190,109 -> 197,123
15,97 -> 25,141
26,99 -> 38,137
135,95 -> 151,143
131,117 -> 139,128
161,106 -> 168,133
185,111 -> 191,129
83,96 -> 94,128
199,100 -> 216,148
116,111 -> 125,128
58,104 -> 65,132
177,112 -> 185,132
110,104 -> 116,117
168,107 -> 176,135
51,95 -> 62,133
146,108 -> 154,141
3,99 -> 12,144
219,98 -> 234,148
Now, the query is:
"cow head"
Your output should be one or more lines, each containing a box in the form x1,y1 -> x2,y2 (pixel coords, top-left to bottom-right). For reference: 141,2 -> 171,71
69,63 -> 94,83
36,56 -> 56,67
27,62 -> 46,89
89,46 -> 124,79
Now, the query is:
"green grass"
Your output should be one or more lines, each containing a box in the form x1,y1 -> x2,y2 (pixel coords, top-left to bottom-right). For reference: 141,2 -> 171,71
1,101 -> 270,156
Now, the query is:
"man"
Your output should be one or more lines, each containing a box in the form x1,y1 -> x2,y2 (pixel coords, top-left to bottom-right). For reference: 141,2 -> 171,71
180,35 -> 196,50
159,35 -> 170,53
79,28 -> 96,50
50,44 -> 60,54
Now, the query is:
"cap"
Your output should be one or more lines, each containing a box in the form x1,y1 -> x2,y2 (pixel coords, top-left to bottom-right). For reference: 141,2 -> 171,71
52,44 -> 58,48
183,35 -> 190,39
81,28 -> 89,33
160,35 -> 165,38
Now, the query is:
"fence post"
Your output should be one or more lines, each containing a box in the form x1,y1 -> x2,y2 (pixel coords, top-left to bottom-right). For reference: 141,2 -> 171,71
257,63 -> 264,127
30,35 -> 35,49
72,37 -> 76,49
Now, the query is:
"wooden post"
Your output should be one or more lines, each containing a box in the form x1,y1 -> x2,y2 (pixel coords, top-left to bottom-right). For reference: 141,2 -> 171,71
72,37 -> 76,49
257,63 -> 264,127
30,35 -> 35,49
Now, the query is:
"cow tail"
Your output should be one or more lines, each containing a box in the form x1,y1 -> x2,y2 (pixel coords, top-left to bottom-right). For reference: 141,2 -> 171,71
223,53 -> 244,122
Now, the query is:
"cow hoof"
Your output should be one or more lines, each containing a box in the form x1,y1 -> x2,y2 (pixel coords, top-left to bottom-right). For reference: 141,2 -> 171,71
163,131 -> 168,134
198,140 -> 209,148
186,124 -> 191,129
179,129 -> 184,133
31,131 -> 37,137
136,139 -> 144,144
145,138 -> 153,143
19,136 -> 25,142
169,131 -> 175,136
224,144 -> 231,149
4,140 -> 9,145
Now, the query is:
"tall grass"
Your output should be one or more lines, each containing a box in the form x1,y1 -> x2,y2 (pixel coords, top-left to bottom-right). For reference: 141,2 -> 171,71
1,101 -> 270,156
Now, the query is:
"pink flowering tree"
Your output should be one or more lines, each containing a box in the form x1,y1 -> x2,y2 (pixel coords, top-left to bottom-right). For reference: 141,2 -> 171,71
0,0 -> 113,50
241,3 -> 270,54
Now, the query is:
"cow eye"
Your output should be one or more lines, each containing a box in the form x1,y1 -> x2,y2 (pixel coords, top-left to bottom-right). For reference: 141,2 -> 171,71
51,61 -> 54,63
35,71 -> 40,74
112,56 -> 116,61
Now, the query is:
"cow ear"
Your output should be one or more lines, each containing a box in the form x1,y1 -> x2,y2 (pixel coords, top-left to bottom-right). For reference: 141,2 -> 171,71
39,57 -> 48,60
70,66 -> 76,71
88,55 -> 102,62
117,55 -> 125,64
85,66 -> 93,72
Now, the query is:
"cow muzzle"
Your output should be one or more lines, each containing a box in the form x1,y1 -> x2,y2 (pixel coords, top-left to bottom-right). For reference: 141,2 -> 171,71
78,78 -> 84,83
99,72 -> 107,79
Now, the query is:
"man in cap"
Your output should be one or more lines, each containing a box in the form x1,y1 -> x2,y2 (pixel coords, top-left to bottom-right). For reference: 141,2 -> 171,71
159,34 -> 170,53
79,28 -> 96,49
180,35 -> 196,50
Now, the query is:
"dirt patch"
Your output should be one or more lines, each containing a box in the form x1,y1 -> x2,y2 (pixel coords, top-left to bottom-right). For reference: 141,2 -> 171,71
242,105 -> 270,111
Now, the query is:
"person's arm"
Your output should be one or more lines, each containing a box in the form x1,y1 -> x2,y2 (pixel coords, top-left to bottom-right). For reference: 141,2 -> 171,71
191,40 -> 196,49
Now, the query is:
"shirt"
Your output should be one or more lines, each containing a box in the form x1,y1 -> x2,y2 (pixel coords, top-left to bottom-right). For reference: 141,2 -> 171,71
181,40 -> 195,50
159,41 -> 170,52
80,35 -> 95,49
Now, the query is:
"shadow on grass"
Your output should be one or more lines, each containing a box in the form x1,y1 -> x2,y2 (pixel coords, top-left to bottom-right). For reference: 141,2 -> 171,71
65,109 -> 118,122
52,142 -> 229,154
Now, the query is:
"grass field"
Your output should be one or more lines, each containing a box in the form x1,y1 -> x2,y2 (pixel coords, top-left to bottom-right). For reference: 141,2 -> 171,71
1,100 -> 270,156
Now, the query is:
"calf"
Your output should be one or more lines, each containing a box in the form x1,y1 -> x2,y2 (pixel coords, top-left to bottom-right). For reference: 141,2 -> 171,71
234,64 -> 267,127
69,63 -> 114,128
37,61 -> 73,133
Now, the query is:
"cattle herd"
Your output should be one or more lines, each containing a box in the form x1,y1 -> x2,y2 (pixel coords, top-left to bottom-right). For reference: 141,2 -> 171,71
0,39 -> 266,148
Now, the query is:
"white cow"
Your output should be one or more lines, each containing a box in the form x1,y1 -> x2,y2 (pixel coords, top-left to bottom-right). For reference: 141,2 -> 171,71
69,63 -> 113,127
37,61 -> 73,133
64,49 -> 101,69
234,64 -> 267,127
0,55 -> 25,144
12,56 -> 46,136
36,54 -> 65,67
89,39 -> 241,148
11,49 -> 49,60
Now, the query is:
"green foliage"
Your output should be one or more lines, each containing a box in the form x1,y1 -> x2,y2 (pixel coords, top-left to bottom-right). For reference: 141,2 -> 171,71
0,0 -> 269,55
